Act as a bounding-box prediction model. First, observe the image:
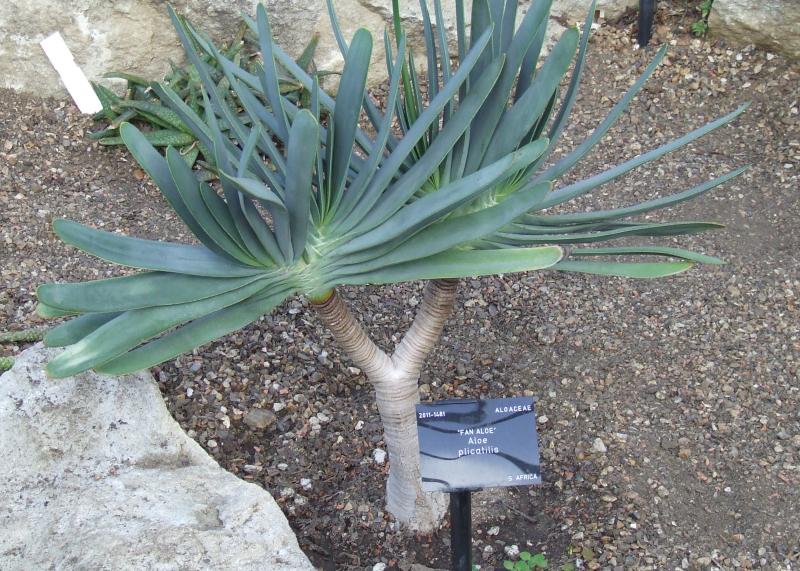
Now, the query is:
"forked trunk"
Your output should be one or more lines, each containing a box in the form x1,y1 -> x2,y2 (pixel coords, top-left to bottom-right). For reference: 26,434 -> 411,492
312,279 -> 458,531
373,371 -> 447,528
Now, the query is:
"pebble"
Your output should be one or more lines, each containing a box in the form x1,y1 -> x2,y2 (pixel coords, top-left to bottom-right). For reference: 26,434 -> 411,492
372,448 -> 387,465
504,544 -> 520,558
243,408 -> 276,429
592,438 -> 608,454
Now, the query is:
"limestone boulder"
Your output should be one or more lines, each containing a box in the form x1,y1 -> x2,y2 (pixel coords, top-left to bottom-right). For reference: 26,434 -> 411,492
709,0 -> 800,59
2,0 -> 640,99
550,0 -> 638,24
0,344 -> 314,571
0,0 -> 263,97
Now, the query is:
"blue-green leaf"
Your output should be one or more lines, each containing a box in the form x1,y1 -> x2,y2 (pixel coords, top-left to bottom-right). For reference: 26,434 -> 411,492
53,219 -> 263,277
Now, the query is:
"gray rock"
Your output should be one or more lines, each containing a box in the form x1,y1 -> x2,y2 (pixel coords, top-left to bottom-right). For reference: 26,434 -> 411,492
0,344 -> 313,571
243,407 -> 277,429
592,437 -> 608,454
0,0 -> 261,97
551,0 -> 638,23
2,0 -> 638,99
709,0 -> 800,59
372,448 -> 387,465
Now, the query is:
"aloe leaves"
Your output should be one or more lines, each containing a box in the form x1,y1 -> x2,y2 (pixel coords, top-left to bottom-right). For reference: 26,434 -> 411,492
329,30 -> 372,209
284,110 -> 320,259
40,0 -> 747,378
553,260 -> 695,278
52,220 -> 263,277
337,138 -> 549,256
94,287 -> 293,375
373,0 -> 745,276
38,272 -> 265,313
45,277 -> 277,378
341,246 -> 564,285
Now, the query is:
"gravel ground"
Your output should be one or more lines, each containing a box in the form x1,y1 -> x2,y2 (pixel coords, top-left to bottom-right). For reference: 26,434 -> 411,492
1,6 -> 798,571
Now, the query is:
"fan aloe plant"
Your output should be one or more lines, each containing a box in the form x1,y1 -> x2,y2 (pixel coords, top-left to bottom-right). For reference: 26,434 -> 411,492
37,0 -> 745,530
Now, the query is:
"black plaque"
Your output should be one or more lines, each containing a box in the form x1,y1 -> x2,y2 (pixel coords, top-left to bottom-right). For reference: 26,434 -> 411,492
416,397 -> 541,492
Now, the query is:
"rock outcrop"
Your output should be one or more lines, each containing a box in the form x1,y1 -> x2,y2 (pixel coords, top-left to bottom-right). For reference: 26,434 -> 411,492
0,344 -> 314,571
709,0 -> 800,59
1,0 -> 638,99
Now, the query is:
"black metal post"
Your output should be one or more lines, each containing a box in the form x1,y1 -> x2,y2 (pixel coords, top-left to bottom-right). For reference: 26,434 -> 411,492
638,0 -> 656,46
450,491 -> 472,571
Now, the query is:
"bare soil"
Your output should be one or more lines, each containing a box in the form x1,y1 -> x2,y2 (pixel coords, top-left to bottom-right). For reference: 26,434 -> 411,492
1,7 -> 798,571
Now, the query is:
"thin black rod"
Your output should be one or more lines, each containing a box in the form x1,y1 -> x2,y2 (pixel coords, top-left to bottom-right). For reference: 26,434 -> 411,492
638,0 -> 656,46
450,491 -> 472,571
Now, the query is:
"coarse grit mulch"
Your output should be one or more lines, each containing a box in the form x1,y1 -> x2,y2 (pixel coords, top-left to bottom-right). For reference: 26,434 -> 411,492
1,7 -> 798,571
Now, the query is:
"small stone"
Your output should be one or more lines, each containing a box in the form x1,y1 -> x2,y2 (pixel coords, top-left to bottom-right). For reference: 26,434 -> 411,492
277,463 -> 289,471
355,420 -> 365,430
678,447 -> 692,459
504,544 -> 520,558
206,439 -> 218,449
657,485 -> 669,498
243,408 -> 277,429
660,437 -> 679,450
300,478 -> 312,491
592,438 -> 608,454
372,564 -> 387,571
537,415 -> 549,424
487,525 -> 500,536
536,324 -> 557,345
280,487 -> 295,499
273,402 -> 286,412
372,449 -> 387,465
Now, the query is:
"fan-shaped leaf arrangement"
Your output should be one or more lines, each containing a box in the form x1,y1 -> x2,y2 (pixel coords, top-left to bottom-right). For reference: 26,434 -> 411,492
39,0 -> 745,378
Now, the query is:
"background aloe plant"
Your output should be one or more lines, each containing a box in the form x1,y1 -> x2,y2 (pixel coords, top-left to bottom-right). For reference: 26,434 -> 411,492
90,16 -> 322,174
38,0 -> 745,530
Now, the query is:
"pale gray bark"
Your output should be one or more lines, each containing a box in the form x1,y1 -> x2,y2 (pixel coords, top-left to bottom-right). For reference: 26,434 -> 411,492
312,279 -> 459,531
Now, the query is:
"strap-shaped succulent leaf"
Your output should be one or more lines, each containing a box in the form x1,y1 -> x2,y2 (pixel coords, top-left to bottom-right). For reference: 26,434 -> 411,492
39,0 -> 746,377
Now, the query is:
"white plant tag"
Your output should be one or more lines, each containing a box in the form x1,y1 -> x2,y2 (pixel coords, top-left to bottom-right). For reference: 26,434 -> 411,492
40,32 -> 103,114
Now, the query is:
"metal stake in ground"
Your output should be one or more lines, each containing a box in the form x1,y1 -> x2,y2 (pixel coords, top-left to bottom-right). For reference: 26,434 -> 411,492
450,491 -> 472,571
638,0 -> 656,46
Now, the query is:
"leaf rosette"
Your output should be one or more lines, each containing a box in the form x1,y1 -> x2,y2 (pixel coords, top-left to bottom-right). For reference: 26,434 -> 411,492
38,0 -> 746,378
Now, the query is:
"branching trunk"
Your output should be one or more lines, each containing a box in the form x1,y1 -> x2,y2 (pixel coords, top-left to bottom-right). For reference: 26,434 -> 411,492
311,279 -> 459,531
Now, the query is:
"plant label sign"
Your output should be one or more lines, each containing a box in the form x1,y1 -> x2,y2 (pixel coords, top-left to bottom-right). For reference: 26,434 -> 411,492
416,397 -> 541,492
